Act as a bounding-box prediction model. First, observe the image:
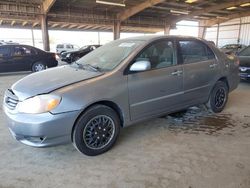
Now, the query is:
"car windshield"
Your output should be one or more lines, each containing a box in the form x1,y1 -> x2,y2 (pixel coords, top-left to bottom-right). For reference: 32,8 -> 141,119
73,39 -> 145,71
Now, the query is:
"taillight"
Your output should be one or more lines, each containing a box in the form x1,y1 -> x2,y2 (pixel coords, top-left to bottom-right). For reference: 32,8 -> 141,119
55,53 -> 60,60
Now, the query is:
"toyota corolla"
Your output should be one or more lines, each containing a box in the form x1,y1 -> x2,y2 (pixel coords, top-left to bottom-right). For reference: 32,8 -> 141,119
3,36 -> 239,156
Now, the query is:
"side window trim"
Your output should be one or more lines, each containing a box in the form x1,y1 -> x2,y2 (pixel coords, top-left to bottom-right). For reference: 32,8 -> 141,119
125,39 -> 178,75
178,39 -> 216,65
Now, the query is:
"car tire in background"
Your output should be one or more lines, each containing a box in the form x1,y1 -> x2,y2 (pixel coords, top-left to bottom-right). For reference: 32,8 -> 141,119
72,105 -> 121,156
32,62 -> 46,72
206,81 -> 228,113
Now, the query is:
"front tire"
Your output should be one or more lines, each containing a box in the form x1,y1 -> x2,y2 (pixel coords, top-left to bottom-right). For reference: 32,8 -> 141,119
206,81 -> 228,113
72,105 -> 120,156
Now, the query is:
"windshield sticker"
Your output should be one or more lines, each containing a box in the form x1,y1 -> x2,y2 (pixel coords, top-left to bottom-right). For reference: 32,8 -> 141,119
119,43 -> 135,47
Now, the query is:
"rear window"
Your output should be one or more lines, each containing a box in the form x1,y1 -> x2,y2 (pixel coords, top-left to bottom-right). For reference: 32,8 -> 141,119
12,46 -> 37,56
57,44 -> 64,48
66,45 -> 73,49
179,40 -> 215,64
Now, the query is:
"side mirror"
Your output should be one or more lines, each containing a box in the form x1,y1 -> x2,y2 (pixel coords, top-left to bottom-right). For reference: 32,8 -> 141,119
129,60 -> 151,72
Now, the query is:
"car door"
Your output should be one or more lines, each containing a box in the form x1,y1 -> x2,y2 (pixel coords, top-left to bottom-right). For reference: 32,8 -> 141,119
0,46 -> 11,73
127,40 -> 184,121
9,45 -> 35,71
178,39 -> 220,106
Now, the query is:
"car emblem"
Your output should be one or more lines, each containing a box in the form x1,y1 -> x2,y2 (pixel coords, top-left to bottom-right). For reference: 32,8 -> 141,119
240,67 -> 247,72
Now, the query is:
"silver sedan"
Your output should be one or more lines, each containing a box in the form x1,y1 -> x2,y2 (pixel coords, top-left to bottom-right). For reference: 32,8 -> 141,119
3,36 -> 239,156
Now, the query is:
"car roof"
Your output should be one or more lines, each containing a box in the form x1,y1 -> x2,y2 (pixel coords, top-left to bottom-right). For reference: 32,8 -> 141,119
116,35 -> 206,43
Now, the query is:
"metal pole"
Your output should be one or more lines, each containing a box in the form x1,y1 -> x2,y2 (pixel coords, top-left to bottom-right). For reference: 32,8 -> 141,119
216,24 -> 220,47
237,18 -> 242,44
31,28 -> 35,47
98,32 -> 100,45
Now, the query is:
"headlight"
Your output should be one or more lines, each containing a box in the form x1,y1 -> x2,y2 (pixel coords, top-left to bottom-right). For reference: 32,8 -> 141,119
17,94 -> 61,114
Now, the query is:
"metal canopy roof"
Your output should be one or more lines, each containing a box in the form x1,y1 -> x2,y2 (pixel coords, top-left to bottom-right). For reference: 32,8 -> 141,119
0,0 -> 250,32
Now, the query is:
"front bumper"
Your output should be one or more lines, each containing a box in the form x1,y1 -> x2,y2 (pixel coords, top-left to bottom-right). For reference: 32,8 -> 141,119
3,106 -> 80,147
239,73 -> 250,80
239,67 -> 250,80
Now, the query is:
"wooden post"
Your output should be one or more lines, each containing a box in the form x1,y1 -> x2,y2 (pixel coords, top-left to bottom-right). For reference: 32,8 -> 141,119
41,14 -> 50,51
113,20 -> 121,40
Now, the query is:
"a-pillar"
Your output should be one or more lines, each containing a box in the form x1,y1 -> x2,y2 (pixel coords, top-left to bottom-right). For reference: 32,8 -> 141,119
113,20 -> 121,40
41,15 -> 50,51
198,20 -> 207,39
164,22 -> 170,35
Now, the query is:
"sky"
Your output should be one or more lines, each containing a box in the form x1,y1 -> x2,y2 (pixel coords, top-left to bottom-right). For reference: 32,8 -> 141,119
0,21 -> 198,52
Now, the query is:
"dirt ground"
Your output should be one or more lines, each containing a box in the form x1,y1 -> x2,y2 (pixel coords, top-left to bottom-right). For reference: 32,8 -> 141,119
0,73 -> 250,188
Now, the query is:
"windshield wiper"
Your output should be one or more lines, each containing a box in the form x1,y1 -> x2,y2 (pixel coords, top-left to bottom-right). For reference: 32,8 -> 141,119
82,64 -> 102,72
74,62 -> 101,72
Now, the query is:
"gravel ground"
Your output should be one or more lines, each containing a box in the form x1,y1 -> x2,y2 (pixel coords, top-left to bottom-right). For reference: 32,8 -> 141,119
0,73 -> 250,188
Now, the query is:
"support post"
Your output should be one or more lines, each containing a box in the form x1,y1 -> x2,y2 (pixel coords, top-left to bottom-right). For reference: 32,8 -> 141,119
98,32 -> 100,45
198,21 -> 207,39
164,22 -> 170,35
216,24 -> 220,47
41,14 -> 50,51
31,28 -> 35,47
113,21 -> 121,40
237,18 -> 242,44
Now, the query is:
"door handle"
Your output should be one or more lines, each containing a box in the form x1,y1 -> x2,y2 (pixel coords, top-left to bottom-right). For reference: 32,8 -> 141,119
209,64 -> 217,68
171,70 -> 183,76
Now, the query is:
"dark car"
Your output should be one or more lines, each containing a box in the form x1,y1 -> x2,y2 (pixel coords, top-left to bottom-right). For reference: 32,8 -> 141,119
238,45 -> 250,81
61,45 -> 101,63
0,44 -> 58,73
220,44 -> 246,55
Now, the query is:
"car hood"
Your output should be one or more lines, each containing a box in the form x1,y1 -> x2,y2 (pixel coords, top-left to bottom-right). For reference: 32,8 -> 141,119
11,65 -> 103,101
239,56 -> 250,67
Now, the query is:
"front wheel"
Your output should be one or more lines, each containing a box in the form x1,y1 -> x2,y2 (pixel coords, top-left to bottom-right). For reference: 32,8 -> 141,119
72,105 -> 120,156
206,81 -> 228,113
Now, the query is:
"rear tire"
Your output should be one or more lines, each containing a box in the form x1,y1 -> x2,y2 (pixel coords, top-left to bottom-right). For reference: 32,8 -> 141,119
32,62 -> 46,72
206,81 -> 228,113
72,105 -> 120,156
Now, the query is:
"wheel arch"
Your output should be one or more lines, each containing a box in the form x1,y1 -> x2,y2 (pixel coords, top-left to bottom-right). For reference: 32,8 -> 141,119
206,76 -> 229,103
217,77 -> 229,90
71,100 -> 124,142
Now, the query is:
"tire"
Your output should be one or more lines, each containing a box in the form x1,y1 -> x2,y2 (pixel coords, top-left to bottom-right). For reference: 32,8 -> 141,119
206,81 -> 228,113
32,62 -> 46,72
72,105 -> 121,156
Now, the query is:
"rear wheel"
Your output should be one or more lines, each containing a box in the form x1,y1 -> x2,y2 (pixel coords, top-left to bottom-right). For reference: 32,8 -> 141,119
206,81 -> 228,113
32,62 -> 46,72
72,105 -> 120,156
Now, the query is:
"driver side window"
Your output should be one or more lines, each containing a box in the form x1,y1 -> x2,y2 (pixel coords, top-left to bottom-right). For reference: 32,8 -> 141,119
137,40 -> 176,69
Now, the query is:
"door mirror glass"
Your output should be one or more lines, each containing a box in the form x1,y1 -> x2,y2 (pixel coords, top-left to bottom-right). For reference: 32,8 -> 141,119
130,60 -> 151,72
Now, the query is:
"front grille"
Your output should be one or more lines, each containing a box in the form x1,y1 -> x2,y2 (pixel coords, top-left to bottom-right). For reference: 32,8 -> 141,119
239,67 -> 250,74
4,89 -> 19,110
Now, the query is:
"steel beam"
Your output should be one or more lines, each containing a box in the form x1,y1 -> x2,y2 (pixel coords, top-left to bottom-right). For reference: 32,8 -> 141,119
117,0 -> 165,21
170,0 -> 250,24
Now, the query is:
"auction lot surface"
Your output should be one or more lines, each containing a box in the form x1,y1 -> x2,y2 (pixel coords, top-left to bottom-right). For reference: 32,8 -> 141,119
0,73 -> 250,188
